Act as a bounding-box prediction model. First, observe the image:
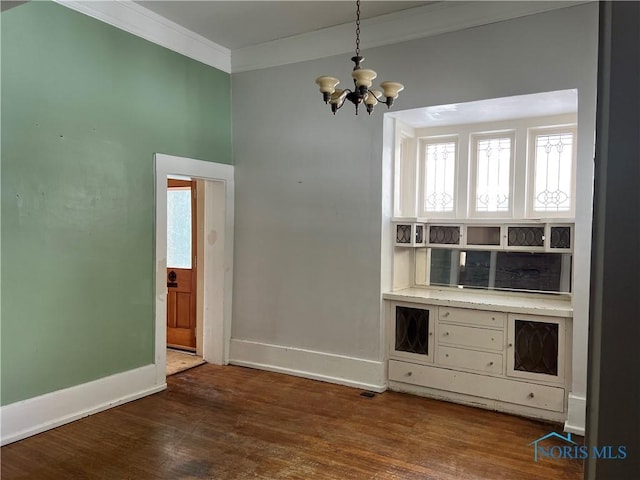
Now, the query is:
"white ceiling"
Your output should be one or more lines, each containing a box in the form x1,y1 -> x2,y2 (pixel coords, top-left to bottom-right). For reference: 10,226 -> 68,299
58,1 -> 585,73
390,89 -> 579,128
135,1 -> 431,50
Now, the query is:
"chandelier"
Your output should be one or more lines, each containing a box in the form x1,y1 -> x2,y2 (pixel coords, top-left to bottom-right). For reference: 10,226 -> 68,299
315,0 -> 404,115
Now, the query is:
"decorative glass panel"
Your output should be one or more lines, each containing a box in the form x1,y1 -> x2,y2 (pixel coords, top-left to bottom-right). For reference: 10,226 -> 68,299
507,226 -> 545,247
167,189 -> 192,269
550,226 -> 571,249
475,137 -> 511,213
514,320 -> 559,376
424,141 -> 456,213
415,225 -> 424,244
429,225 -> 460,244
533,132 -> 573,212
396,224 -> 411,244
395,306 -> 430,355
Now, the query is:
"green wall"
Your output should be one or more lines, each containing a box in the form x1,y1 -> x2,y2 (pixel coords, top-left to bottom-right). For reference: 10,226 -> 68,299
0,1 -> 231,405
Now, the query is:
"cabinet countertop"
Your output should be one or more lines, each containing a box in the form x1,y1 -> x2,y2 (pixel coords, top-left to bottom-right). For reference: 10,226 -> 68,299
383,288 -> 572,317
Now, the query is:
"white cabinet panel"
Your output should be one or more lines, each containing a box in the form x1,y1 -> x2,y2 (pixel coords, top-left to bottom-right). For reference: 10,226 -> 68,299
507,313 -> 567,385
388,302 -> 436,364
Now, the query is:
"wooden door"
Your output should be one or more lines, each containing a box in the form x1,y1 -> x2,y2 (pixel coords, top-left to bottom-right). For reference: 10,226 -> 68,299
166,179 -> 197,350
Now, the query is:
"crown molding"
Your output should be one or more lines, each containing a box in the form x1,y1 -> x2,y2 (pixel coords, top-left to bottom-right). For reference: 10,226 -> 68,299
54,1 -> 590,75
231,1 -> 590,73
54,0 -> 232,73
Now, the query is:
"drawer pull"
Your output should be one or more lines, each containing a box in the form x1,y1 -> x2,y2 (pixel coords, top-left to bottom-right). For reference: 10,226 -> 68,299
444,332 -> 450,336
442,311 -> 450,317
508,343 -> 513,348
488,361 -> 494,366
406,371 -> 413,377
445,354 -> 449,357
528,392 -> 535,399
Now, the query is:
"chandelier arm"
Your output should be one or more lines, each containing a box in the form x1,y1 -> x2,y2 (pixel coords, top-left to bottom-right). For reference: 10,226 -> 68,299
368,89 -> 386,102
340,88 -> 354,106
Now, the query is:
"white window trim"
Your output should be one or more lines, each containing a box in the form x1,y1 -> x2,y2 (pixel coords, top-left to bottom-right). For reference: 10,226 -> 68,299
393,120 -> 418,218
398,114 -> 578,222
526,125 -> 578,218
417,135 -> 460,218
469,130 -> 516,219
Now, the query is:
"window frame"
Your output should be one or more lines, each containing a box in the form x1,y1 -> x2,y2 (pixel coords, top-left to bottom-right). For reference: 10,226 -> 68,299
526,125 -> 577,218
417,135 -> 460,219
469,130 -> 516,219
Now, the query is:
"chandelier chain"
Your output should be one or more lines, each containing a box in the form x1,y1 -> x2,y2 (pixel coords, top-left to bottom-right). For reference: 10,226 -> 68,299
355,0 -> 361,58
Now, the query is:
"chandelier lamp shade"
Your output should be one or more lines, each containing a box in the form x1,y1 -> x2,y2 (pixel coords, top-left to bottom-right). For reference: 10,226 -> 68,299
315,0 -> 404,115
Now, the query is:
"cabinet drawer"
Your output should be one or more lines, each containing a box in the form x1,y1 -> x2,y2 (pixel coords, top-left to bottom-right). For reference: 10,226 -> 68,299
439,324 -> 504,350
439,307 -> 505,328
503,380 -> 565,412
437,346 -> 503,375
388,360 -> 565,412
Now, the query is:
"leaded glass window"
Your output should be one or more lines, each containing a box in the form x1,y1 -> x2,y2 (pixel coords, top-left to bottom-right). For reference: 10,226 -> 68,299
514,320 -> 559,376
396,224 -> 411,244
423,140 -> 456,213
532,131 -> 574,213
395,306 -> 430,355
429,225 -> 461,245
550,226 -> 572,249
474,136 -> 512,213
507,226 -> 545,247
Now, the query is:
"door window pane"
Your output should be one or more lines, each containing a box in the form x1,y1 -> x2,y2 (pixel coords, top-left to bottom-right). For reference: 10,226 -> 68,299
167,189 -> 192,268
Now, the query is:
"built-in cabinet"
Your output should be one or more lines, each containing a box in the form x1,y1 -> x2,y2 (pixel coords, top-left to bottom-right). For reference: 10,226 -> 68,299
385,296 -> 572,422
395,221 -> 573,252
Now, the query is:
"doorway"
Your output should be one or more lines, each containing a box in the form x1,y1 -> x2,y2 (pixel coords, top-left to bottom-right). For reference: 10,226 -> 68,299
154,154 -> 234,385
166,179 -> 197,352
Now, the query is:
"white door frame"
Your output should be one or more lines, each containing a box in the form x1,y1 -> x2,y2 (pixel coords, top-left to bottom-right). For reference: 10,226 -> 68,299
154,153 -> 234,384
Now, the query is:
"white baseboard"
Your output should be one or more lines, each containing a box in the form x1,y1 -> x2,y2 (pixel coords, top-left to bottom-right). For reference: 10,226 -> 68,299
564,393 -> 586,435
229,339 -> 386,393
0,364 -> 165,446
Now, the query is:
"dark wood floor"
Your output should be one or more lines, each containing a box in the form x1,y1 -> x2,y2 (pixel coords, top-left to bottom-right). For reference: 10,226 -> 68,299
1,364 -> 583,479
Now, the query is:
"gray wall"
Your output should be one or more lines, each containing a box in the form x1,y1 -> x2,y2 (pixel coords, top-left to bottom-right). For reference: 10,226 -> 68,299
231,4 -> 598,369
586,1 -> 640,477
